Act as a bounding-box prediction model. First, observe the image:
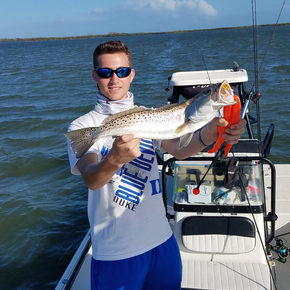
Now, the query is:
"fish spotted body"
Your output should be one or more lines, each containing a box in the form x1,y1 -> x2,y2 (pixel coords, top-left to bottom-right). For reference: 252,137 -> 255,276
65,81 -> 236,158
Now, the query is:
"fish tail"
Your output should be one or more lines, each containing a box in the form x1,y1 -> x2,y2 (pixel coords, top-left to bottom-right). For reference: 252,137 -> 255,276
65,127 -> 97,159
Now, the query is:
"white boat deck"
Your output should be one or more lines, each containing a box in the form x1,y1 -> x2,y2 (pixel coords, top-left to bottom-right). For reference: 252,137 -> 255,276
56,164 -> 290,290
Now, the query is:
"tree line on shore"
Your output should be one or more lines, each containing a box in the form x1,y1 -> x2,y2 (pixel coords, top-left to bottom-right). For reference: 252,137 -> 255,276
1,23 -> 289,43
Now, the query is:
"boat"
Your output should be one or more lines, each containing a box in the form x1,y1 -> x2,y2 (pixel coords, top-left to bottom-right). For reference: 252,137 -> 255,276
55,67 -> 290,290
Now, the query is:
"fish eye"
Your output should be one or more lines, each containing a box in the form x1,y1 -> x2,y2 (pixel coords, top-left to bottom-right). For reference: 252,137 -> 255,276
205,89 -> 212,95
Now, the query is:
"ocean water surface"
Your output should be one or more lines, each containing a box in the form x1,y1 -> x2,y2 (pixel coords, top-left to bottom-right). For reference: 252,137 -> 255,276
0,25 -> 289,289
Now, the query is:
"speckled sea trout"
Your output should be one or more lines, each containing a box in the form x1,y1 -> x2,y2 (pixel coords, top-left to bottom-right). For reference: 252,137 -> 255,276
65,80 -> 237,158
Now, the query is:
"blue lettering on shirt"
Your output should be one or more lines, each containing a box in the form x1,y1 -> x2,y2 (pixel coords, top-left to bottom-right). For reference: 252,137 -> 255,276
138,154 -> 154,164
115,185 -> 142,204
122,168 -> 148,190
129,158 -> 152,171
149,178 -> 162,196
139,139 -> 155,155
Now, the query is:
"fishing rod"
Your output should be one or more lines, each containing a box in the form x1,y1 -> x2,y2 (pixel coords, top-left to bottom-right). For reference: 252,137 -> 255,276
250,0 -> 286,155
252,0 -> 261,153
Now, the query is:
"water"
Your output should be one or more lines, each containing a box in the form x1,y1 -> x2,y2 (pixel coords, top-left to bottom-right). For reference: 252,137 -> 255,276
0,25 -> 289,289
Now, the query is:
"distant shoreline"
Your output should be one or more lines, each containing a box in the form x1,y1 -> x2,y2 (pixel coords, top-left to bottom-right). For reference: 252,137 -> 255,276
1,23 -> 289,43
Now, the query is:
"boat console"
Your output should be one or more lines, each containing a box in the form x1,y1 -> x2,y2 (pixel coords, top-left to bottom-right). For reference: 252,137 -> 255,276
161,68 -> 277,289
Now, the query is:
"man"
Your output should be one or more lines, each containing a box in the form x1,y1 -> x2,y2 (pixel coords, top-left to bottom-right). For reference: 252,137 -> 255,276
67,40 -> 246,289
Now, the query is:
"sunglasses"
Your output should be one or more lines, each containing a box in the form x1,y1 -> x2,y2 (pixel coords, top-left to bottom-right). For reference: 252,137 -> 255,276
95,67 -> 132,79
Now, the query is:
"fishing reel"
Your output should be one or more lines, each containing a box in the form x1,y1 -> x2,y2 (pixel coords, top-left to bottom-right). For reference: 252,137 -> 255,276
271,238 -> 289,263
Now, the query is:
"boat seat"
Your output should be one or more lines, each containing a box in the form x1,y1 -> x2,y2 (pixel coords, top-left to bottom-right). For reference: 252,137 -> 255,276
182,216 -> 256,254
179,216 -> 271,290
181,260 -> 270,290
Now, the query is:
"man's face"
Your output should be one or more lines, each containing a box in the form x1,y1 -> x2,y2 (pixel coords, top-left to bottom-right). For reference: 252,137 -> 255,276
92,52 -> 135,101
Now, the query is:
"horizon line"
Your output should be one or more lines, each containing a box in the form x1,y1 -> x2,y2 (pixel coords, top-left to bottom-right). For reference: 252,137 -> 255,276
1,22 -> 289,43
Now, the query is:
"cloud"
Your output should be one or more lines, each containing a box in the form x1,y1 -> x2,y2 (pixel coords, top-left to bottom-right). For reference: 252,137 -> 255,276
92,7 -> 105,13
65,0 -> 219,36
125,0 -> 217,16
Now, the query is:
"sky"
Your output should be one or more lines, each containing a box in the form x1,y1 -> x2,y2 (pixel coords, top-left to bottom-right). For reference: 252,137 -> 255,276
0,0 -> 288,39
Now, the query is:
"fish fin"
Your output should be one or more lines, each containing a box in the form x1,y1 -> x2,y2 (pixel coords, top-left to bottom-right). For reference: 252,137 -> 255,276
179,133 -> 193,148
175,122 -> 189,135
65,127 -> 97,159
102,106 -> 150,124
175,122 -> 193,148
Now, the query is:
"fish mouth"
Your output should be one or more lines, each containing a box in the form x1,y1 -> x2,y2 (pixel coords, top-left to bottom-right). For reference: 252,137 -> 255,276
211,80 -> 236,105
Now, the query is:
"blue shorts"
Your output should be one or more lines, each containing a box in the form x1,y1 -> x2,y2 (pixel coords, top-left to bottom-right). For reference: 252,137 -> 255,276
91,234 -> 182,290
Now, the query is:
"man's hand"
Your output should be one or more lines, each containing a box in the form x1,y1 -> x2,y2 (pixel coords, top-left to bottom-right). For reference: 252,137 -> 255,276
202,117 -> 246,145
109,134 -> 142,167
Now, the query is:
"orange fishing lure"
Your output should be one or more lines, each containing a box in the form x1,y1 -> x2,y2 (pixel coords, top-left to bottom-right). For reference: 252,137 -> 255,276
208,95 -> 241,156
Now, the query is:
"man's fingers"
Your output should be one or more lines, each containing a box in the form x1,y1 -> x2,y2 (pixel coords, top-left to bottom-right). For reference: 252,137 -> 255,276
119,134 -> 135,143
229,118 -> 247,130
210,117 -> 228,128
